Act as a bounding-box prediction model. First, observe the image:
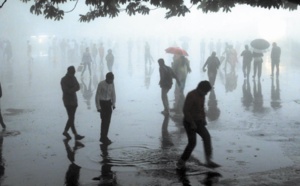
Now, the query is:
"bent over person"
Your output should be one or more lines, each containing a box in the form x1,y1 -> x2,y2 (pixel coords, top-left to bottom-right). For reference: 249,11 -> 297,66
61,66 -> 85,140
95,72 -> 116,145
177,81 -> 220,169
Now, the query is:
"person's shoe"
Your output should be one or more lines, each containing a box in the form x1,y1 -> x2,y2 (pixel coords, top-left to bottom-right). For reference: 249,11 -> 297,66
161,110 -> 169,115
74,141 -> 85,150
176,159 -> 186,169
63,131 -> 72,139
206,161 -> 221,169
75,134 -> 85,140
100,138 -> 112,145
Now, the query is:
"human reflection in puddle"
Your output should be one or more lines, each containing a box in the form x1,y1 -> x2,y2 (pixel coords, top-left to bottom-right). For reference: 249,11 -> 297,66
80,76 -> 94,110
63,139 -> 85,186
176,168 -> 222,186
161,114 -> 174,149
144,64 -> 154,89
92,144 -> 117,186
241,79 -> 253,110
253,79 -> 264,113
206,89 -> 220,121
271,77 -> 281,109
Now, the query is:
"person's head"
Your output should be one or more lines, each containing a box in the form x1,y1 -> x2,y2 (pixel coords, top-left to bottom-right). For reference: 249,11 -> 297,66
158,58 -> 165,66
67,66 -> 76,75
211,51 -> 216,57
105,72 -> 114,84
86,47 -> 89,52
108,49 -> 112,53
196,80 -> 212,95
272,42 -> 277,47
245,45 -> 249,50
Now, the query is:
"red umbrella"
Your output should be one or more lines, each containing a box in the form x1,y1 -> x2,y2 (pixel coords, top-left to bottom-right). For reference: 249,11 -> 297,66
165,47 -> 188,56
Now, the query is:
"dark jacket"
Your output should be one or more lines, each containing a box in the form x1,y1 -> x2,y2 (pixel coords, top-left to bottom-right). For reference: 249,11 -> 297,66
183,89 -> 206,124
159,65 -> 177,89
61,73 -> 80,106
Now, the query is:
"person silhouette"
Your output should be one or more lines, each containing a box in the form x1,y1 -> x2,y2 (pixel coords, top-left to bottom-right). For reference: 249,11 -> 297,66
61,66 -> 84,140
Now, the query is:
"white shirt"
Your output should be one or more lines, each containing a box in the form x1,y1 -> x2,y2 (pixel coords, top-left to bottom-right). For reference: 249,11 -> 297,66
95,80 -> 116,110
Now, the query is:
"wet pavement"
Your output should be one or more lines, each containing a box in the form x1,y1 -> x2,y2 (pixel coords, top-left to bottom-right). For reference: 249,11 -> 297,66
0,44 -> 300,186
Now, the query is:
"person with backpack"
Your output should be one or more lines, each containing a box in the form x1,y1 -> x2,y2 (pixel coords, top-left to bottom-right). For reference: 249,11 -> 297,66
158,58 -> 180,115
202,51 -> 220,87
240,45 -> 253,79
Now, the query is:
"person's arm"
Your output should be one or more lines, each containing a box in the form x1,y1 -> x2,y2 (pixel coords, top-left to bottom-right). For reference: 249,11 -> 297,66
95,83 -> 101,111
202,57 -> 209,71
111,83 -> 116,109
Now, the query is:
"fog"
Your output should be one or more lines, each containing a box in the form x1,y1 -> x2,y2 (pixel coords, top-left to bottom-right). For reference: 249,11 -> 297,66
1,1 -> 300,185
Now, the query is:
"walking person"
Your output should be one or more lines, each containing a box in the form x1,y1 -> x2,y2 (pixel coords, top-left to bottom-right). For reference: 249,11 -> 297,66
0,82 -> 6,129
106,49 -> 114,72
202,51 -> 220,87
158,58 -> 180,115
240,45 -> 253,79
252,51 -> 264,79
61,66 -> 85,140
271,42 -> 281,77
98,43 -> 105,66
177,81 -> 220,169
81,47 -> 93,77
95,72 -> 116,145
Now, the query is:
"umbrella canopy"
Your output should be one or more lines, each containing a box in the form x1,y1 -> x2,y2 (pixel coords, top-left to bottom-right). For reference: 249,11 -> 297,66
251,39 -> 270,51
165,47 -> 188,56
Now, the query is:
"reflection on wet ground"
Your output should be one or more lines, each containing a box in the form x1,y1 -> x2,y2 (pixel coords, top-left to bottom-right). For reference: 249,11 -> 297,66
0,46 -> 300,185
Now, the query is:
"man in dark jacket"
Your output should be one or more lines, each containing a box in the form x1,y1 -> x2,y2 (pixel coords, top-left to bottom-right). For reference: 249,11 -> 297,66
240,45 -> 253,79
158,58 -> 180,115
271,42 -> 281,77
177,81 -> 220,169
61,66 -> 84,140
202,52 -> 220,86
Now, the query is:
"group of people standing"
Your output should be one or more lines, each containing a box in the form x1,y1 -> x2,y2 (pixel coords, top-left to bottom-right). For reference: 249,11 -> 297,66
241,42 -> 281,79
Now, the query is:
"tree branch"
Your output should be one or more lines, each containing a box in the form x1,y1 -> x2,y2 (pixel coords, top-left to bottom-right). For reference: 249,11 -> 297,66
0,0 -> 7,8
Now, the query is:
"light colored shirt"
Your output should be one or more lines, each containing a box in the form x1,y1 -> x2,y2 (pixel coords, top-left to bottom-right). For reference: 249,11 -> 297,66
95,80 -> 116,110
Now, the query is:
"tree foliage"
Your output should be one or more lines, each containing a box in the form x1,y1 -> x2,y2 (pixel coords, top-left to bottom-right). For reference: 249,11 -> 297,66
16,0 -> 300,22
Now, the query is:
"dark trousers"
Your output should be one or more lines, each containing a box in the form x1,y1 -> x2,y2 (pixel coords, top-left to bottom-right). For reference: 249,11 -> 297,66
64,105 -> 78,135
243,61 -> 251,78
253,61 -> 262,78
100,100 -> 113,140
271,60 -> 280,76
180,120 -> 212,162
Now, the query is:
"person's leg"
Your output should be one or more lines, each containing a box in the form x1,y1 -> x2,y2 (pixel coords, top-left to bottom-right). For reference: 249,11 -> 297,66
65,105 -> 78,135
242,61 -> 246,78
258,62 -> 262,79
196,120 -> 220,168
271,61 -> 275,76
161,88 -> 170,113
0,110 -> 6,129
253,61 -> 257,78
276,62 -> 280,76
247,62 -> 251,79
180,121 -> 197,162
100,101 -> 113,141
81,63 -> 87,76
87,62 -> 91,76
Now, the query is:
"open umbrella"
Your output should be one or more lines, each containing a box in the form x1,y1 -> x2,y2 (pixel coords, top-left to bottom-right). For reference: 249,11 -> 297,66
251,39 -> 270,51
165,47 -> 188,56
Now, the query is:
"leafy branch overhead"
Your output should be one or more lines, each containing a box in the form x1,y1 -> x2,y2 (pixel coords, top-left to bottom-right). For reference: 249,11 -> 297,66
18,0 -> 299,22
